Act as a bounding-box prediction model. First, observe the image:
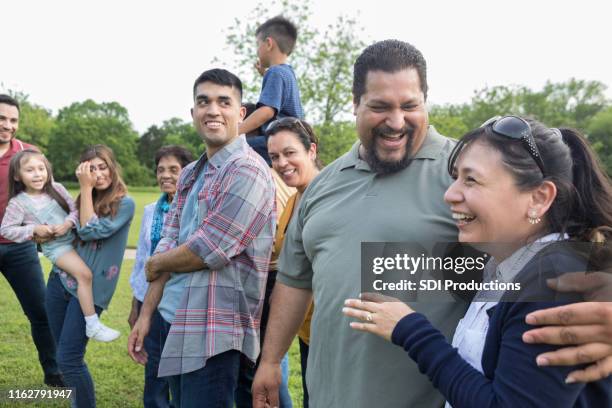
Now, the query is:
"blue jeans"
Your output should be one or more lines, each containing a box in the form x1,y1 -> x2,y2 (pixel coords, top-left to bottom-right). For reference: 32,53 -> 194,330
235,269 -> 292,408
298,338 -> 309,408
0,242 -> 59,377
164,327 -> 241,408
136,301 -> 173,408
46,272 -> 101,408
235,353 -> 292,408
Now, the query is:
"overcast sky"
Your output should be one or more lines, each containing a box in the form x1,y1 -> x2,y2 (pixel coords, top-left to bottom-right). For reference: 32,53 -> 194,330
2,0 -> 611,132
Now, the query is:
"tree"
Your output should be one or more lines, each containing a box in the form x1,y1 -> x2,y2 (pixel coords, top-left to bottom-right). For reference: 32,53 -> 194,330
315,121 -> 357,165
47,100 -> 151,185
458,79 -> 609,131
587,107 -> 612,176
429,105 -> 471,140
5,90 -> 55,152
429,79 -> 610,138
137,117 -> 202,173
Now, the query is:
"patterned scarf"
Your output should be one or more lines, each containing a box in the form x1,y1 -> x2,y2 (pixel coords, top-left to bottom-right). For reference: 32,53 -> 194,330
150,193 -> 171,256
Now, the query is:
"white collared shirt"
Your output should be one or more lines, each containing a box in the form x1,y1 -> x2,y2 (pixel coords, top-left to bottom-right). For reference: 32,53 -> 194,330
446,233 -> 567,408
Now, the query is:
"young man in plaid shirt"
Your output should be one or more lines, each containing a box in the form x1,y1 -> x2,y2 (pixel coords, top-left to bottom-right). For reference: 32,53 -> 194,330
128,69 -> 276,408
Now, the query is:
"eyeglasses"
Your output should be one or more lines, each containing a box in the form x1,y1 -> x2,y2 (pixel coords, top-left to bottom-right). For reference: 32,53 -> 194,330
481,115 -> 546,176
266,117 -> 310,138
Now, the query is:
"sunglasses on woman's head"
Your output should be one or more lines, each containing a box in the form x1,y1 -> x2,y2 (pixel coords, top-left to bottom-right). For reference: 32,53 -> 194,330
480,115 -> 546,176
266,117 -> 310,137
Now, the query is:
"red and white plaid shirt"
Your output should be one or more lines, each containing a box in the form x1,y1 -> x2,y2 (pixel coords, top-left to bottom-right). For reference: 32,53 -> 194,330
155,135 -> 276,376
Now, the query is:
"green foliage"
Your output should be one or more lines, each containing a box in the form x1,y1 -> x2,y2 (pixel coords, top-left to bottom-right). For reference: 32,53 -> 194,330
587,106 -> 612,176
137,117 -> 202,175
315,121 -> 358,165
216,0 -> 364,125
429,105 -> 471,140
46,99 -> 153,185
6,90 -> 55,152
449,79 -> 609,131
429,78 -> 609,134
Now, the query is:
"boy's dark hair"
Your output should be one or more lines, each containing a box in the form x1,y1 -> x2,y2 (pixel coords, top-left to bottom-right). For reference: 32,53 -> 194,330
352,40 -> 428,103
0,94 -> 20,112
154,145 -> 194,169
193,69 -> 243,101
255,15 -> 298,56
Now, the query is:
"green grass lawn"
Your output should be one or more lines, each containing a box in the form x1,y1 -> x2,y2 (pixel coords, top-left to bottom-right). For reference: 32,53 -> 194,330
0,256 -> 304,407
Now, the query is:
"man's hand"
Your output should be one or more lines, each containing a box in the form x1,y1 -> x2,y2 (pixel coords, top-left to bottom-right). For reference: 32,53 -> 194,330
523,302 -> 612,382
252,360 -> 282,408
145,256 -> 163,282
51,220 -> 73,237
254,59 -> 267,76
127,316 -> 151,365
127,298 -> 139,329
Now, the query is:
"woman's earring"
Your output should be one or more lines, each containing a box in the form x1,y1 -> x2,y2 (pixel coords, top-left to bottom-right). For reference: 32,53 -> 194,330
528,209 -> 541,225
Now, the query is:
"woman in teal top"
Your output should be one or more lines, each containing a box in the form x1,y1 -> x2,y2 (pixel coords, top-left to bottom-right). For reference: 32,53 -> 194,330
46,145 -> 135,408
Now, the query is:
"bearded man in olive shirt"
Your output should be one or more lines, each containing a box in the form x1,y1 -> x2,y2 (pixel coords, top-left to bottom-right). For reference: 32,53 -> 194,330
252,40 -> 612,407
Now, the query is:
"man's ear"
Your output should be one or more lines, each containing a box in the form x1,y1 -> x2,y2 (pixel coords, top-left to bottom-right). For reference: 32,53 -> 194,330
239,105 -> 246,122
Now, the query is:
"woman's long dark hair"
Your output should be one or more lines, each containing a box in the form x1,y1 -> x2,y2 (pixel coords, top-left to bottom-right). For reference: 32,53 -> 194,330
8,149 -> 71,214
448,118 -> 612,243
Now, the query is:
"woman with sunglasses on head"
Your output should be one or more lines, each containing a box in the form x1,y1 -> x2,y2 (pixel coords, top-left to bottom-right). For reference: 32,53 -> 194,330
344,116 -> 612,407
265,117 -> 321,408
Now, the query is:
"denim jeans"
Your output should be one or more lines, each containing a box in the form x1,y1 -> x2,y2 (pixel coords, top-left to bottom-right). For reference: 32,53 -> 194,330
235,353 -> 292,408
135,301 -> 173,408
0,241 -> 59,377
46,272 -> 101,408
164,320 -> 241,408
298,338 -> 309,408
235,269 -> 292,408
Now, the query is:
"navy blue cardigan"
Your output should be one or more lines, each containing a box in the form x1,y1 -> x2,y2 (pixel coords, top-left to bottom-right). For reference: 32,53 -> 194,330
392,244 -> 611,407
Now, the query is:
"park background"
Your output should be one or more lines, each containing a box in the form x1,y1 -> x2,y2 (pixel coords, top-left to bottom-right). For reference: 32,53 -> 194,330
2,0 -> 612,406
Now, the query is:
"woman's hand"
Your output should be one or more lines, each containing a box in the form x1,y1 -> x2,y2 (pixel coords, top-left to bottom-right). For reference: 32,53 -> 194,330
76,161 -> 97,225
76,161 -> 96,191
343,293 -> 415,341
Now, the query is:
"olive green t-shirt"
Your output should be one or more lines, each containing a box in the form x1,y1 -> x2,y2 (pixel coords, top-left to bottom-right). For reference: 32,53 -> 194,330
278,126 -> 467,408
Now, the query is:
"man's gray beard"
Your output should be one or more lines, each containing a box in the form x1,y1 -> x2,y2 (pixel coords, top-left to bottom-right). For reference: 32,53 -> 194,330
364,136 -> 414,176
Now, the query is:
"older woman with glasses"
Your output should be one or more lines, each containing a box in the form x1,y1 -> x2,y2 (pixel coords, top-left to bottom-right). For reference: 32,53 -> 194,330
344,116 -> 612,407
